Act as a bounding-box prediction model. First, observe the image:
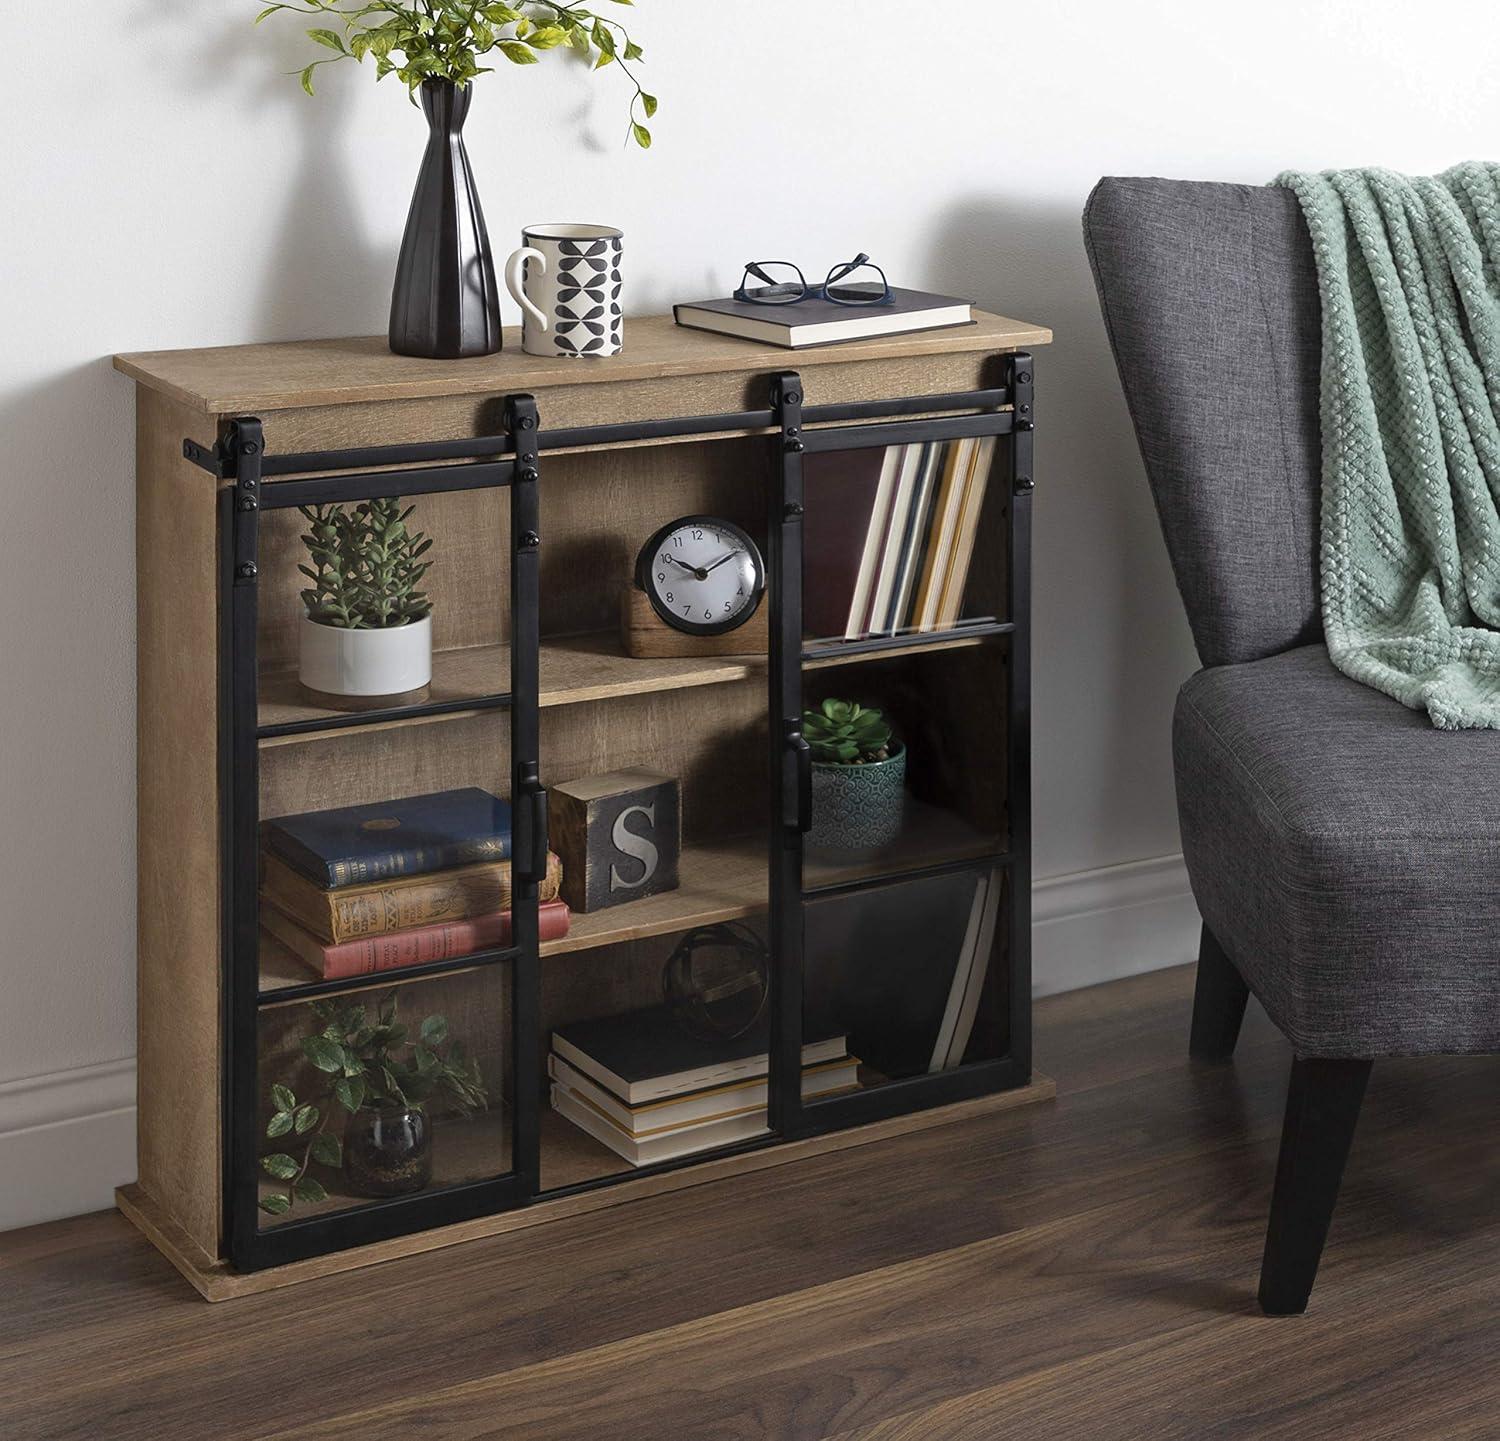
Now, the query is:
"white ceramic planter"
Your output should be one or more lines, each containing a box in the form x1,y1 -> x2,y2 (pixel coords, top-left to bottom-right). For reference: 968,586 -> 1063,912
299,615 -> 432,701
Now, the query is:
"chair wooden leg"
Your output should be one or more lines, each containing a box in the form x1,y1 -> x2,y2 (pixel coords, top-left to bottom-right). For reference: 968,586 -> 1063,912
1188,925 -> 1250,1061
1258,1056 -> 1373,1315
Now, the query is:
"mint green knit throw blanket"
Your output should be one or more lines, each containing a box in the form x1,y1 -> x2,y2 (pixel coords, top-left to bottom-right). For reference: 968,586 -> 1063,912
1278,163 -> 1500,729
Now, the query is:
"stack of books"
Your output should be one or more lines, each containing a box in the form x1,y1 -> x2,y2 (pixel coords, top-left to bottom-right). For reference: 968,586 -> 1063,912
259,787 -> 569,982
548,1006 -> 858,1167
802,437 -> 997,642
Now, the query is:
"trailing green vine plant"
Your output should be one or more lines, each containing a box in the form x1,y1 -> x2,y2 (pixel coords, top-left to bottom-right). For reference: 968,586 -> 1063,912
259,990 -> 487,1216
298,497 -> 433,630
256,0 -> 658,147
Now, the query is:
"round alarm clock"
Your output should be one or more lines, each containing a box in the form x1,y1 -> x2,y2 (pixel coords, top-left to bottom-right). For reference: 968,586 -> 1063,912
634,515 -> 765,636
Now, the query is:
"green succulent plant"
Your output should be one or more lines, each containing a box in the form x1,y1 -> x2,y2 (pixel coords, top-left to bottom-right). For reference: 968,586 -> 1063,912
259,990 -> 487,1216
298,497 -> 433,630
256,0 -> 658,148
802,700 -> 895,766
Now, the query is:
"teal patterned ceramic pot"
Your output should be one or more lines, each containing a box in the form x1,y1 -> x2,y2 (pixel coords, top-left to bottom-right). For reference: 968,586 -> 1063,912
808,741 -> 906,851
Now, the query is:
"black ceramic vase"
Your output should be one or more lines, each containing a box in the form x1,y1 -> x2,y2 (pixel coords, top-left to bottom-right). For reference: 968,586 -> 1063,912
389,78 -> 503,360
342,1103 -> 433,1197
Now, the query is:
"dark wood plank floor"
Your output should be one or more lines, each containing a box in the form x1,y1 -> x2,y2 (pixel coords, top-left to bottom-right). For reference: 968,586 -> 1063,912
5,963 -> 1497,1440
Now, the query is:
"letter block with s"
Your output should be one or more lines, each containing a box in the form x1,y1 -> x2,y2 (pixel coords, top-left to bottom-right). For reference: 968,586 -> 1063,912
547,769 -> 681,913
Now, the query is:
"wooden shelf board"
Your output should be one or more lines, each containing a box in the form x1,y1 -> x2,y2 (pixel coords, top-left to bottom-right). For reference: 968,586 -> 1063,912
257,1107 -> 511,1230
114,312 -> 1054,416
803,630 -> 995,670
257,633 -> 764,745
805,800 -> 1005,892
543,836 -> 768,957
258,627 -> 1008,745
539,1105 -> 638,1192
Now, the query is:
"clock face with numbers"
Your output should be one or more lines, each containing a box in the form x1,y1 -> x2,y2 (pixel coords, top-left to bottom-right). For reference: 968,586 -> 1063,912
635,515 -> 766,636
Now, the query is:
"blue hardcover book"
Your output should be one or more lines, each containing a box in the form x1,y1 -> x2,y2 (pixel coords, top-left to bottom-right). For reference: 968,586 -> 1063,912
262,788 -> 513,889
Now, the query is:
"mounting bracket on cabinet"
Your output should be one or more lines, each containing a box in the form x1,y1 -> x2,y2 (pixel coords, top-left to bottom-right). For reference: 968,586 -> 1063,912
774,371 -> 805,516
1010,353 -> 1035,493
227,418 -> 263,585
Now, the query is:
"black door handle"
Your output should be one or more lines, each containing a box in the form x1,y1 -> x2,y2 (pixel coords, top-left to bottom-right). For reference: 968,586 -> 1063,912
515,763 -> 549,884
785,725 -> 811,833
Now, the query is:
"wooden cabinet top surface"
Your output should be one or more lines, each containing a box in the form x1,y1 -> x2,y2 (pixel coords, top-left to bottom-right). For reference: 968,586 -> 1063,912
113,311 -> 1052,415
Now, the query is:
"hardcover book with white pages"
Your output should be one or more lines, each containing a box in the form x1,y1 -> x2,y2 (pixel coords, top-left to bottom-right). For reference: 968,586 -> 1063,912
673,286 -> 974,349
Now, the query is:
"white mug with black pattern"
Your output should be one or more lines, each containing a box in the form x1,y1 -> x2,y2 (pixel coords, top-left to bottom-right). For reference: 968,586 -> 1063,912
503,223 -> 624,358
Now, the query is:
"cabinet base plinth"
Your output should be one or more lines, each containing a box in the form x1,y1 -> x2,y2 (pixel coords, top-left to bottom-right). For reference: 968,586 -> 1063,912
118,1073 -> 1055,1302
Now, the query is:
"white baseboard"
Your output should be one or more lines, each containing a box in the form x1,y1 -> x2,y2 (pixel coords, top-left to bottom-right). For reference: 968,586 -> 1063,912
1031,852 -> 1200,997
0,855 -> 1200,1231
0,1059 -> 137,1231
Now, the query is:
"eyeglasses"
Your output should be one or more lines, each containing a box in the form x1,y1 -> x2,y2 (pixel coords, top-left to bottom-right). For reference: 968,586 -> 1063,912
734,253 -> 894,307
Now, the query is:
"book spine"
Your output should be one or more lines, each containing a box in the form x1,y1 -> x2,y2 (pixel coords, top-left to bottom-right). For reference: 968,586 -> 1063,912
325,854 -> 562,942
313,836 -> 513,889
321,901 -> 570,980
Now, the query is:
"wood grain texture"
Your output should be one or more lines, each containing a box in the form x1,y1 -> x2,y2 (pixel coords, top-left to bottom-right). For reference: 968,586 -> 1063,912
110,1077 -> 1055,1301
133,389 -> 223,1261
113,312 -> 1052,414
7,967 -> 1500,1440
620,583 -> 770,658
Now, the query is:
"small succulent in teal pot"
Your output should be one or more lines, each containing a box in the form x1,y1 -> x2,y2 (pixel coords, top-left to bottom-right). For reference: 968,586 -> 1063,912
802,699 -> 906,850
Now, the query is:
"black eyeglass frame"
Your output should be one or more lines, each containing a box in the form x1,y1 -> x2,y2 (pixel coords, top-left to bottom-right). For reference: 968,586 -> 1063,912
734,253 -> 894,307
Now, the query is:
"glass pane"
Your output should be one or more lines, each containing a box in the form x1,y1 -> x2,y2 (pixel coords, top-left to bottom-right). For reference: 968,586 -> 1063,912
256,486 -> 510,727
541,915 -> 780,1188
801,645 -> 1008,887
254,966 -> 512,1229
802,865 -> 1009,1099
802,440 -> 1005,647
248,464 -> 524,1233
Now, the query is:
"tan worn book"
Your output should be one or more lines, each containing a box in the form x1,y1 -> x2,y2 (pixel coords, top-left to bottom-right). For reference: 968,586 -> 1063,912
911,438 -> 974,631
936,435 -> 997,625
261,851 -> 563,944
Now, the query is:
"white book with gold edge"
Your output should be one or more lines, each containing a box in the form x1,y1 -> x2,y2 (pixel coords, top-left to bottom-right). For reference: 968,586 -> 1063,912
549,1053 -> 861,1137
843,445 -> 903,640
551,1005 -> 847,1106
551,1084 -> 771,1167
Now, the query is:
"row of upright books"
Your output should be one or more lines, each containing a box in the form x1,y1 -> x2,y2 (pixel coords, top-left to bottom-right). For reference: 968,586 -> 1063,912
260,787 -> 570,982
802,436 -> 997,642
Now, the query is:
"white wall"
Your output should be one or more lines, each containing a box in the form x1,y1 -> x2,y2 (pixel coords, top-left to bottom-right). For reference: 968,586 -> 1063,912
2,0 -> 1494,1228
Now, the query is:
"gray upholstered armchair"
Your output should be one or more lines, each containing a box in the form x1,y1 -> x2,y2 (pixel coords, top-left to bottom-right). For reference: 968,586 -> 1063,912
1084,177 -> 1500,1314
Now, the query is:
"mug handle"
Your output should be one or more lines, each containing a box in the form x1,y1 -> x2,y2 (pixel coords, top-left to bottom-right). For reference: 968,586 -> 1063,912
504,247 -> 549,331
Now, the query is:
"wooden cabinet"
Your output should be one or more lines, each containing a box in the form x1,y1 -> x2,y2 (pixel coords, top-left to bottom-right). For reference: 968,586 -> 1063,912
114,314 -> 1054,1299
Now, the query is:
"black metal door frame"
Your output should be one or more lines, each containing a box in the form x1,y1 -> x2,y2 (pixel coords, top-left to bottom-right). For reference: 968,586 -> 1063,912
768,355 -> 1036,1142
217,402 -> 542,1273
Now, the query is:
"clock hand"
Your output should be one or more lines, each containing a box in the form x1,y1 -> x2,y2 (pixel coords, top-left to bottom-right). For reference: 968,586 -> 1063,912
664,554 -> 709,581
702,549 -> 744,575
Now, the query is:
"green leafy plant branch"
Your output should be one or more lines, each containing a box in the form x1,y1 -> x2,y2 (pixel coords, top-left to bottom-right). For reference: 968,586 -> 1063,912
802,699 -> 895,765
260,991 -> 487,1216
299,497 -> 434,630
256,0 -> 658,147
